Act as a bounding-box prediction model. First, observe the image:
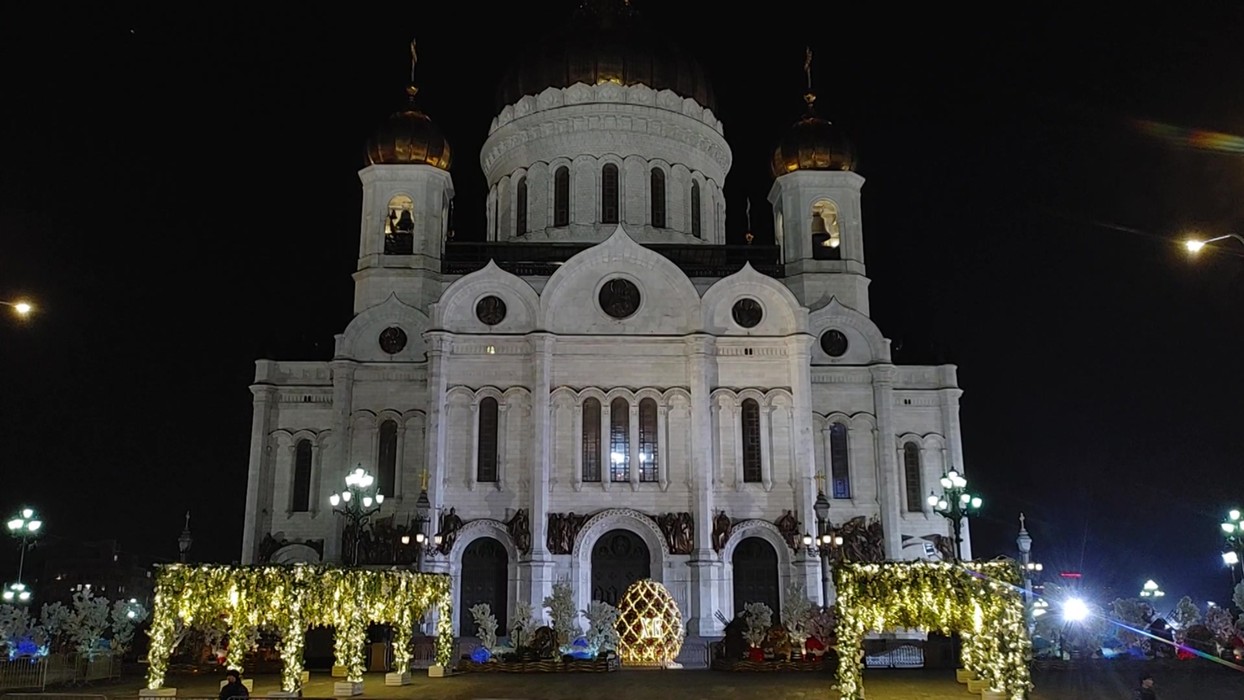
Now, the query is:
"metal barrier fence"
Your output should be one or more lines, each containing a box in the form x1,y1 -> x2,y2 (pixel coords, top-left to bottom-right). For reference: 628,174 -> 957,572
0,654 -> 121,692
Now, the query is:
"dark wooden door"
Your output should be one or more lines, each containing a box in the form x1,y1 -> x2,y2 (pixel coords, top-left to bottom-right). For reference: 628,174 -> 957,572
732,536 -> 780,615
590,529 -> 650,606
459,537 -> 508,633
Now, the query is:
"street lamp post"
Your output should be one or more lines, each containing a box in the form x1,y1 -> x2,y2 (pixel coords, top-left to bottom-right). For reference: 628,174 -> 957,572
1139,579 -> 1165,599
1185,232 -> 1244,253
402,471 -> 442,571
178,511 -> 193,563
801,486 -> 843,606
927,468 -> 982,562
4,507 -> 43,604
329,466 -> 385,566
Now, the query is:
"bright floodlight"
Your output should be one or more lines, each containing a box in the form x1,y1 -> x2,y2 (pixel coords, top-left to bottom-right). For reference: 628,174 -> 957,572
1186,239 -> 1206,252
1063,597 -> 1090,623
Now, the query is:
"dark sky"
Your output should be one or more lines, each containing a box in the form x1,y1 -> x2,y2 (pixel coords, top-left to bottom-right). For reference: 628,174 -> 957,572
2,3 -> 1243,609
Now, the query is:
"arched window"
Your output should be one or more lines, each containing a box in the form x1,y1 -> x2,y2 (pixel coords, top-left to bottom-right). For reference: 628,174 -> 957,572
384,194 -> 414,254
650,168 -> 666,228
609,397 -> 629,482
904,443 -> 923,512
638,398 -> 659,482
601,163 -> 620,224
741,399 -> 762,483
515,176 -> 528,235
554,166 -> 570,227
582,398 -> 602,483
811,200 -> 841,260
691,181 -> 702,237
292,439 -> 312,512
830,423 -> 851,498
378,419 -> 398,498
478,397 -> 499,483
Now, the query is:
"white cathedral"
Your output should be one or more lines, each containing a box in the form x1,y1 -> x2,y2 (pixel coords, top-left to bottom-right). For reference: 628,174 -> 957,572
240,2 -> 970,639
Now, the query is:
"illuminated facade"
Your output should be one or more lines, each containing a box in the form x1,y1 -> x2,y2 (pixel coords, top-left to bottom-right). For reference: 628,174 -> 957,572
239,2 -> 971,639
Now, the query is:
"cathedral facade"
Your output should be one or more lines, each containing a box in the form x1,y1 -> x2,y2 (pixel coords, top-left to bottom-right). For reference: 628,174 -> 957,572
240,4 -> 969,638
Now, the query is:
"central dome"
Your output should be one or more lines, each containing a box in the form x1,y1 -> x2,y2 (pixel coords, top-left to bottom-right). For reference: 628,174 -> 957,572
496,0 -> 716,112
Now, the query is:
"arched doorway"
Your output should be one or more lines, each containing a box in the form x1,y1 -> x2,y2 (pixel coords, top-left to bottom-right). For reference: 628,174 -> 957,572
591,529 -> 650,606
732,536 -> 780,615
460,537 -> 508,634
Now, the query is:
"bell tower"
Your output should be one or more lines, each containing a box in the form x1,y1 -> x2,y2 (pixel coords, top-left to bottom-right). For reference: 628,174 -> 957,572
354,39 -> 454,315
767,49 -> 870,315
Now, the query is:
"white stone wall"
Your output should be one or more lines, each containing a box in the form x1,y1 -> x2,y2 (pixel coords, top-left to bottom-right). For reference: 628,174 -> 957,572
482,83 -> 729,244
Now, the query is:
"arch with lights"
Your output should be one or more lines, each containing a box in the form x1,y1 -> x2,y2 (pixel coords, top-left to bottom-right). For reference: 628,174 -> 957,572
144,564 -> 453,693
833,560 -> 1031,700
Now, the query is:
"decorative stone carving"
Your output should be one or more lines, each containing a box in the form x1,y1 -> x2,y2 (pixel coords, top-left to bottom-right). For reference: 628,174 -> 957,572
379,326 -> 408,354
598,278 -> 640,319
837,515 -> 885,563
774,510 -> 801,551
258,533 -> 324,564
731,298 -> 763,328
711,511 -> 732,553
547,512 -> 589,555
820,329 -> 848,357
655,512 -> 694,555
475,295 -> 507,325
506,508 -> 532,555
922,533 -> 956,561
340,515 -> 419,566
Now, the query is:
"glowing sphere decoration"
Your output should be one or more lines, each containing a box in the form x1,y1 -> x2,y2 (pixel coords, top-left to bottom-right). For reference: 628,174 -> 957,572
615,579 -> 684,666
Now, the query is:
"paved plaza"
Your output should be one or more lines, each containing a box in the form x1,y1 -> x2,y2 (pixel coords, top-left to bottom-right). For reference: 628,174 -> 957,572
25,662 -> 1243,700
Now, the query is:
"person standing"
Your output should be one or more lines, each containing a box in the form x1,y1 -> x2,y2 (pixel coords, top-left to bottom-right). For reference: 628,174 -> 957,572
220,669 -> 249,700
1132,672 -> 1156,700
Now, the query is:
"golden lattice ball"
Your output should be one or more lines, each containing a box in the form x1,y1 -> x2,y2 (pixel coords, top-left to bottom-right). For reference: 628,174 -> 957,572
615,579 -> 684,666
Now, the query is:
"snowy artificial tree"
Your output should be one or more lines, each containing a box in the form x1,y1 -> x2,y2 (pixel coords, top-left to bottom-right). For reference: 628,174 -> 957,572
742,602 -> 773,649
543,580 -> 578,650
508,602 -> 537,651
581,600 -> 619,658
469,603 -> 498,652
781,582 -> 813,653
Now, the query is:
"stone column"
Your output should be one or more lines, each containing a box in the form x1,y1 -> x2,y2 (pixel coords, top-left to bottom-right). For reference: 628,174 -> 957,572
685,334 -> 722,636
759,404 -> 773,491
393,423 -> 407,500
423,333 -> 451,523
520,334 -> 555,608
787,335 -> 821,600
324,360 -> 358,564
241,384 -> 277,564
871,365 -> 902,559
939,377 -> 970,557
628,401 -> 640,490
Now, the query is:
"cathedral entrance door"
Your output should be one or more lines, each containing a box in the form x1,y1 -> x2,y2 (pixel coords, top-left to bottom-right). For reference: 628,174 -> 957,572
590,529 -> 650,606
732,536 -> 780,614
459,537 -> 508,634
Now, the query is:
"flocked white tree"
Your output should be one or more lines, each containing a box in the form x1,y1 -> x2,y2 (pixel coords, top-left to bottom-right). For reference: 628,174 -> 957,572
66,590 -> 110,658
581,600 -> 619,657
40,602 -> 70,653
781,582 -> 813,652
508,602 -> 537,650
543,579 -> 578,650
742,602 -> 773,649
109,600 -> 149,655
469,603 -> 498,651
0,605 -> 40,658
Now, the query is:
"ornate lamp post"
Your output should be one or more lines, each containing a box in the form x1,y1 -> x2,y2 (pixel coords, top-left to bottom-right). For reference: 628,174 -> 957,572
177,511 -> 193,563
399,471 -> 442,571
4,507 -> 43,604
802,481 -> 843,606
329,466 -> 385,566
927,468 -> 981,562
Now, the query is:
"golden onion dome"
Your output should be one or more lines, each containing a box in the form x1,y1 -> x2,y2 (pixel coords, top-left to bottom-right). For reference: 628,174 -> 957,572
365,86 -> 452,169
496,0 -> 716,112
771,93 -> 855,178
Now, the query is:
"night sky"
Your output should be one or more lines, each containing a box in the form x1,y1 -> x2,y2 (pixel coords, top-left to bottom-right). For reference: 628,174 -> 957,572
3,3 -> 1243,609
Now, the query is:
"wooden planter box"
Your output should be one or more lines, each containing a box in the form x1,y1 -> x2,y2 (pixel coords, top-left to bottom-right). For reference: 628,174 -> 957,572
457,656 -> 621,673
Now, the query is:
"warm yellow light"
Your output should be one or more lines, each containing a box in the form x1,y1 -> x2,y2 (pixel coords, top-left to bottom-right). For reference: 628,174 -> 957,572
1186,239 -> 1206,253
616,579 -> 684,666
13,301 -> 32,316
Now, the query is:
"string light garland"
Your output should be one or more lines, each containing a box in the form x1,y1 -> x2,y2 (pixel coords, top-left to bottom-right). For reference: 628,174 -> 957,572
833,560 -> 1031,700
615,579 -> 683,666
145,564 -> 452,692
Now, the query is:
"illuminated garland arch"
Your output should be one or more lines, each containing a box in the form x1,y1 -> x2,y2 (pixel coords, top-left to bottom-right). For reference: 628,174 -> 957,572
144,564 -> 453,693
833,560 -> 1031,700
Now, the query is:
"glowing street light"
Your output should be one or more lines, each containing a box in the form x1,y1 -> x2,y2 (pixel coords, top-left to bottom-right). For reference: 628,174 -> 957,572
4,507 -> 43,604
1185,232 -> 1244,254
1,299 -> 33,319
329,466 -> 384,566
927,468 -> 982,561
1139,579 -> 1165,598
1062,597 -> 1090,623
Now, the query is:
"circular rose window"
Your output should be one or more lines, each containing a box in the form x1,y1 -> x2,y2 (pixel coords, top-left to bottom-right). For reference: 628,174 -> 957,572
598,278 -> 641,319
378,326 -> 408,354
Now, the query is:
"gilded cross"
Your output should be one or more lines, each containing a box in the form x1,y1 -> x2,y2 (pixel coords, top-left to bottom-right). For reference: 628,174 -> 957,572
814,471 -> 827,492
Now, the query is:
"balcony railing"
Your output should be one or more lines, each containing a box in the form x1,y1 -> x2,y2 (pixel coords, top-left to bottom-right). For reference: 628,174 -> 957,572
443,242 -> 783,278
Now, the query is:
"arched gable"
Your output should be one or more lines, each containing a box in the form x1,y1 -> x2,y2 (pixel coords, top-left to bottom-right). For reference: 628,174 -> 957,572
337,293 -> 430,362
433,260 -> 540,333
702,263 -> 807,335
541,225 -> 701,335
809,297 -> 891,364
